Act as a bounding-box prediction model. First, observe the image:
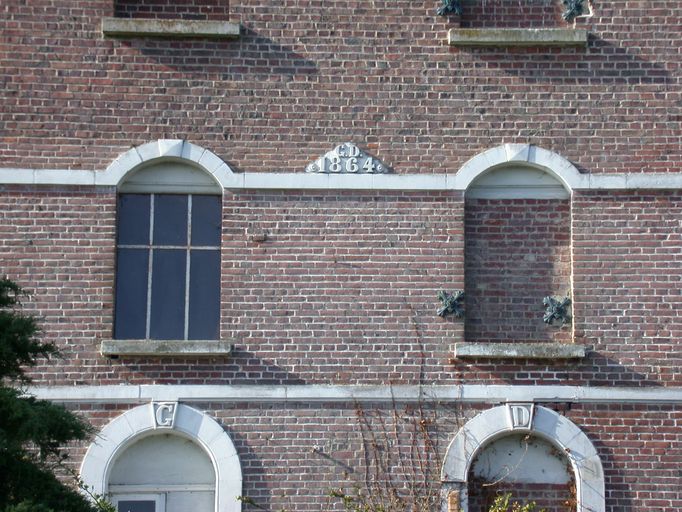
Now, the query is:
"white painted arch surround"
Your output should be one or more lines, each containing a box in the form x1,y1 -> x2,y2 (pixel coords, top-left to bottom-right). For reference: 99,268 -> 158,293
80,403 -> 242,512
457,143 -> 581,194
441,405 -> 604,512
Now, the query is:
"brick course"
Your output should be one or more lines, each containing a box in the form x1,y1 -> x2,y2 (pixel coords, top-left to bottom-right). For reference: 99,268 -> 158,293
468,482 -> 575,512
459,0 -> 564,29
114,0 -> 230,21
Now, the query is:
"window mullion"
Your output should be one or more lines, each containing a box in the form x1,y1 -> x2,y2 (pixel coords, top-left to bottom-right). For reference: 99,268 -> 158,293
184,195 -> 192,341
145,194 -> 155,339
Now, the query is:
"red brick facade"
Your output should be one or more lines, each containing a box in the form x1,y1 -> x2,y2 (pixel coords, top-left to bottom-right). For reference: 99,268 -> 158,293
1,0 -> 682,511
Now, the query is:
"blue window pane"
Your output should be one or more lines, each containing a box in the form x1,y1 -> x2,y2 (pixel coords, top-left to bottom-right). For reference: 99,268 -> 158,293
117,501 -> 156,512
150,249 -> 186,340
114,249 -> 149,339
153,195 -> 188,246
118,194 -> 150,245
188,250 -> 220,340
191,195 -> 221,246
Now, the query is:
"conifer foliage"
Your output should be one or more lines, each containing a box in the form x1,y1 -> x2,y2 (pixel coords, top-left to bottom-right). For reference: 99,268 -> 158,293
0,277 -> 100,512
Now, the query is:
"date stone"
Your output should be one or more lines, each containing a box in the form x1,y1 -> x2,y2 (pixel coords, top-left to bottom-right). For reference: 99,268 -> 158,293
306,142 -> 390,174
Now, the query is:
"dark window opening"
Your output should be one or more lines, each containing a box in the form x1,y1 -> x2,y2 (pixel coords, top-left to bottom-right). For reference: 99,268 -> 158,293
114,193 -> 221,340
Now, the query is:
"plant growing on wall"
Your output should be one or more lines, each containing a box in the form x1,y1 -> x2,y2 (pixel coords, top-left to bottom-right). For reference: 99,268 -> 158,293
561,0 -> 586,21
487,492 -> 547,512
328,400 -> 456,512
0,277 -> 113,512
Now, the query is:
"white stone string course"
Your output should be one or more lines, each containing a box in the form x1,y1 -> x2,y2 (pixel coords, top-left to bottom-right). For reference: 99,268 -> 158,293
3,141 -> 682,191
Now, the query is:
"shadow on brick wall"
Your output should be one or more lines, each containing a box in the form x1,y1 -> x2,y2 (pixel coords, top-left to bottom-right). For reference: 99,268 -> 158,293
453,36 -> 671,86
112,348 -> 306,385
448,350 -> 668,387
116,28 -> 318,79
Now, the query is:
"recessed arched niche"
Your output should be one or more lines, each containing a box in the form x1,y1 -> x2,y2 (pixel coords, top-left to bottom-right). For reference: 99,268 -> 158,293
109,433 -> 216,512
464,163 -> 572,344
468,433 -> 575,511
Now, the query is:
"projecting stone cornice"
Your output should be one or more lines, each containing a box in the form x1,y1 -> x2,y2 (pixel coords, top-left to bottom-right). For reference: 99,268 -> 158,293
27,384 -> 682,405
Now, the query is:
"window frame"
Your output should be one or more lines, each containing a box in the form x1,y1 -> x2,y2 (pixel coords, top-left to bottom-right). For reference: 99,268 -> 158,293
112,494 -> 166,512
114,192 -> 222,342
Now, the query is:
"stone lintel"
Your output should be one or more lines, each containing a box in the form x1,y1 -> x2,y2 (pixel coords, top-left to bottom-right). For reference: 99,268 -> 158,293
448,28 -> 588,47
454,342 -> 587,359
101,339 -> 233,357
102,18 -> 240,39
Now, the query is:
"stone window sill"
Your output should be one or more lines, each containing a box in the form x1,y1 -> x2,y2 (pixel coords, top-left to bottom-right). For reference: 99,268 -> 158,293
454,342 -> 588,360
102,18 -> 240,39
101,339 -> 233,357
448,28 -> 587,47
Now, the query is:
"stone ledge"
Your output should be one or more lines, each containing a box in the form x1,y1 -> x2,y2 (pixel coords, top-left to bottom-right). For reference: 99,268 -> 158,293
101,339 -> 233,357
448,28 -> 588,47
102,18 -> 240,39
454,342 -> 588,360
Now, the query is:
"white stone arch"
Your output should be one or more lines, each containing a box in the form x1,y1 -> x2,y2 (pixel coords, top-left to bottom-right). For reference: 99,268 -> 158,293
456,144 -> 583,194
441,404 -> 604,512
81,403 -> 242,512
96,139 -> 235,189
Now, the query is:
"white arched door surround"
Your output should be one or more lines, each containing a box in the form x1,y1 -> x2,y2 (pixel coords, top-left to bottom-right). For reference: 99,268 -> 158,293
81,403 -> 242,512
441,404 -> 604,512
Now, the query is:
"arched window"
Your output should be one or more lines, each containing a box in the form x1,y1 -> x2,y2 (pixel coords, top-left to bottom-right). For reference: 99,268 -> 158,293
100,140 -> 233,356
467,432 -> 574,511
115,163 -> 222,341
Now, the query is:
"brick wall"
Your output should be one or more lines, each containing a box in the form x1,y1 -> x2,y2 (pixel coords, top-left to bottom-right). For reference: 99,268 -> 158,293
572,191 -> 682,386
114,0 -> 230,21
460,0 -> 563,28
570,402 -> 682,511
0,0 -> 679,173
0,187 -> 466,386
2,1 -> 682,510
0,186 -> 116,386
465,198 -> 572,344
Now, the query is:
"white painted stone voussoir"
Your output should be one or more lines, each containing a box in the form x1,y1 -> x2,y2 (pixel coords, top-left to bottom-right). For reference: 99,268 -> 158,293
96,139 -> 233,188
